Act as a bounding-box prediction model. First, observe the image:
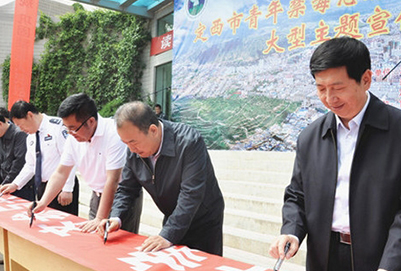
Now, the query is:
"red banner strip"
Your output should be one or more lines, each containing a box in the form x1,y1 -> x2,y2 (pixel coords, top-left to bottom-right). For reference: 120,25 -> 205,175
8,0 -> 39,109
150,30 -> 174,56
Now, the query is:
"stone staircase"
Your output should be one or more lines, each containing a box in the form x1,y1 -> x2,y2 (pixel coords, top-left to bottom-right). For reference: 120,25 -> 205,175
218,151 -> 306,270
78,150 -> 306,270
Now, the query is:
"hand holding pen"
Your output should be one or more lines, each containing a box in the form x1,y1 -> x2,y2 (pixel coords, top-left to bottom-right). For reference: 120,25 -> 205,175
0,180 -> 5,197
97,218 -> 119,243
273,242 -> 290,271
29,201 -> 37,228
104,220 -> 110,244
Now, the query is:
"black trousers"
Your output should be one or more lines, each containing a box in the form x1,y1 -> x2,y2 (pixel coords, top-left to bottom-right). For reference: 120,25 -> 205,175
37,177 -> 79,216
172,200 -> 224,256
90,190 -> 143,234
12,178 -> 35,201
328,231 -> 352,271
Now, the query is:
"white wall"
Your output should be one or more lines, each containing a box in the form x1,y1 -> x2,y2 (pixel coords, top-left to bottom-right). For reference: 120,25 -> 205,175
141,2 -> 174,102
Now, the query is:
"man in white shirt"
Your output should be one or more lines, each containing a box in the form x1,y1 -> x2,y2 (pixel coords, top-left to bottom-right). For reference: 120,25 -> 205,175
0,101 -> 79,215
30,93 -> 142,233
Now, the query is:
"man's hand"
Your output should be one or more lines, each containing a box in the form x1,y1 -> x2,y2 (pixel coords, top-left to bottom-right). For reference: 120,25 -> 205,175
27,200 -> 47,217
97,218 -> 120,236
79,218 -> 103,233
57,191 -> 73,206
0,183 -> 18,195
269,234 -> 299,260
141,235 -> 172,252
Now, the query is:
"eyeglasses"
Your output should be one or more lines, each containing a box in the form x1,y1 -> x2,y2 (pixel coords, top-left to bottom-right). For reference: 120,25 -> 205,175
68,116 -> 92,134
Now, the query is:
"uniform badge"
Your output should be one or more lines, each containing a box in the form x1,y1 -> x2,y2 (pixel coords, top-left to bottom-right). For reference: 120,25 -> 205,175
44,134 -> 53,141
49,118 -> 61,124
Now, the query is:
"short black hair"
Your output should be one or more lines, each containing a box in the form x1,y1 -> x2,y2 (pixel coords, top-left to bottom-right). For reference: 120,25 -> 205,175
310,37 -> 371,83
115,101 -> 159,134
10,100 -> 39,119
0,107 -> 10,120
155,104 -> 162,109
57,93 -> 98,122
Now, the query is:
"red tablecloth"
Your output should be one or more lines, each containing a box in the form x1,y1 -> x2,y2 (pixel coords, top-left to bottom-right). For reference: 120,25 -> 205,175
0,195 -> 272,271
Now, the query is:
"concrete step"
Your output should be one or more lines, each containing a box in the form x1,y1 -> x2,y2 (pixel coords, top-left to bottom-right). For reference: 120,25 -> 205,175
223,225 -> 306,267
139,222 -> 160,237
79,204 -> 90,219
219,180 -> 287,199
139,202 -> 284,236
78,174 -> 91,219
140,201 -> 164,228
210,150 -> 295,173
224,208 -> 282,234
140,210 -> 282,239
223,192 -> 283,217
141,195 -> 282,234
223,246 -> 305,271
216,169 -> 292,185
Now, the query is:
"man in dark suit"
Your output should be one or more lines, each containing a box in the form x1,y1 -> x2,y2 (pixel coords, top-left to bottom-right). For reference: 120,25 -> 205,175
0,108 -> 34,201
269,37 -> 401,271
0,101 -> 79,215
98,101 -> 224,256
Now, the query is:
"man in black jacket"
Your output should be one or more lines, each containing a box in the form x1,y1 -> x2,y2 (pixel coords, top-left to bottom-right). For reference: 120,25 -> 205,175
98,101 -> 224,256
269,37 -> 401,271
0,108 -> 34,201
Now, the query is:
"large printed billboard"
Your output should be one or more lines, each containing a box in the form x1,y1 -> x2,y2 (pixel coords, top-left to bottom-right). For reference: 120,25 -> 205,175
172,0 -> 401,150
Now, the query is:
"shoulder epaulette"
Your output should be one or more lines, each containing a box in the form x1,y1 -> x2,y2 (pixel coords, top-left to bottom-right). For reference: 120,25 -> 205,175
49,118 -> 61,125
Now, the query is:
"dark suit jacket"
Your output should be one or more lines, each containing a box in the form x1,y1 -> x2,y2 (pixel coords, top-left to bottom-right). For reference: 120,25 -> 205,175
0,123 -> 27,184
282,93 -> 401,271
111,120 -> 224,255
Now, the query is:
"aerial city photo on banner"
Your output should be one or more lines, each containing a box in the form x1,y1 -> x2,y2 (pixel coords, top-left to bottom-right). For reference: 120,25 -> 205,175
172,0 -> 401,151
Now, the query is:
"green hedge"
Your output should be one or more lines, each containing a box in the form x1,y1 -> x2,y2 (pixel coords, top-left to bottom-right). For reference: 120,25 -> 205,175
2,3 -> 150,117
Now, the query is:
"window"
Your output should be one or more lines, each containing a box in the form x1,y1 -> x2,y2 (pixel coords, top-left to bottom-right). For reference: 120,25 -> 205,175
157,13 -> 173,36
155,62 -> 172,119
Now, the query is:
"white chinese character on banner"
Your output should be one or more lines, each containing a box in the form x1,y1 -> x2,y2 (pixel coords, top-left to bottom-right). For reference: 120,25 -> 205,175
12,209 -> 70,222
38,221 -> 81,237
0,203 -> 25,212
161,34 -> 172,50
118,246 -> 207,271
0,196 -> 30,212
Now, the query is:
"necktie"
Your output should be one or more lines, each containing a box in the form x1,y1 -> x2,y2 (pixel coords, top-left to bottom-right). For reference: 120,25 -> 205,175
35,131 -> 42,193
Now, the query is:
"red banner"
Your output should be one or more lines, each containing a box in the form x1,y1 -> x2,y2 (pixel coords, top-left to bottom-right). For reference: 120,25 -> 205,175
150,30 -> 173,56
8,0 -> 39,109
0,195 -> 274,271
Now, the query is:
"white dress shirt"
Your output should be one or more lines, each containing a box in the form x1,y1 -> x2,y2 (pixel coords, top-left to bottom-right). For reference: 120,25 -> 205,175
149,121 -> 164,169
60,115 -> 127,193
13,114 -> 76,192
331,92 -> 370,233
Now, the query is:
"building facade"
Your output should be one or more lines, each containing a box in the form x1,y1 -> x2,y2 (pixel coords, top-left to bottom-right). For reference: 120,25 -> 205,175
0,0 -> 173,112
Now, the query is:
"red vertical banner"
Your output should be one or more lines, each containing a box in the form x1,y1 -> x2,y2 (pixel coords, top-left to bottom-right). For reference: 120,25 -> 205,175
8,0 -> 39,109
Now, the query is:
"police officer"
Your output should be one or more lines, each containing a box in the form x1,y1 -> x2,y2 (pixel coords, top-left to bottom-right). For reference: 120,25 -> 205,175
0,101 -> 79,215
